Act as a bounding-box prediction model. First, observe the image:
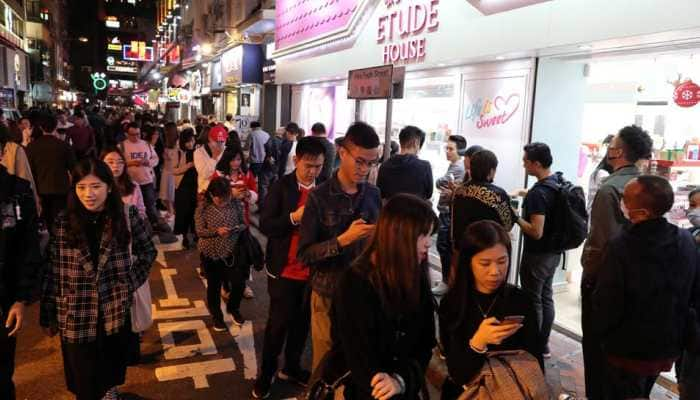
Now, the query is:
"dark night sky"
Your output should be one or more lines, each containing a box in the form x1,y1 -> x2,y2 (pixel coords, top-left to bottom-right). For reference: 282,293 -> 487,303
65,0 -> 155,95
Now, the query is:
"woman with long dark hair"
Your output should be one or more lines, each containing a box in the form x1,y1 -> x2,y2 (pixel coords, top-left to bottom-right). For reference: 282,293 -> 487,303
101,147 -> 147,220
439,220 -> 542,399
330,194 -> 437,400
215,145 -> 258,225
40,158 -> 156,400
173,128 -> 198,248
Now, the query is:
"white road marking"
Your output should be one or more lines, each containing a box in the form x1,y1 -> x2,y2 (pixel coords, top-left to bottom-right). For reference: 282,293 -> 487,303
158,268 -> 191,308
197,267 -> 258,379
158,320 -> 218,360
155,358 -> 236,388
151,300 -> 209,320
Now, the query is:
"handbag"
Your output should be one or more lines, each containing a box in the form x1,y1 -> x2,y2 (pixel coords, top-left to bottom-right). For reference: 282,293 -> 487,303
458,350 -> 550,400
124,204 -> 153,333
307,348 -> 351,400
234,227 -> 265,271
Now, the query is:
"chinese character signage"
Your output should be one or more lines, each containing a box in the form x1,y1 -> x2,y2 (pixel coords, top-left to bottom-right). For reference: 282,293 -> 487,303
347,65 -> 394,99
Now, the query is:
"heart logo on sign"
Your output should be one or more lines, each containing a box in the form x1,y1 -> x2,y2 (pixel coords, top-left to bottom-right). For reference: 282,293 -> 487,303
494,94 -> 521,124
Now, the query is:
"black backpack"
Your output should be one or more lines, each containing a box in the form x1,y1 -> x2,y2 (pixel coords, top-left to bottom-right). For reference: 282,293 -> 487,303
540,172 -> 588,252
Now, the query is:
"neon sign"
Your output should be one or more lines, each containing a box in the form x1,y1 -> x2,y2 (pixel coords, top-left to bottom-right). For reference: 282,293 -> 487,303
123,42 -> 154,62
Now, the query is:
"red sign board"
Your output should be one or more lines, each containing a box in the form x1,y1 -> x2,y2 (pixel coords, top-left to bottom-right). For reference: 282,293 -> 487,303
123,42 -> 154,62
674,81 -> 700,108
348,65 -> 394,99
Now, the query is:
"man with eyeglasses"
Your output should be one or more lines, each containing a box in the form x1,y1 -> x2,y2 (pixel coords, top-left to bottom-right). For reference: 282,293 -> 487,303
298,122 -> 381,383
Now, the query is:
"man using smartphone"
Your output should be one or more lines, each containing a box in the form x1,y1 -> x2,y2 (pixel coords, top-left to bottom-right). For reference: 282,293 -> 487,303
298,122 -> 381,383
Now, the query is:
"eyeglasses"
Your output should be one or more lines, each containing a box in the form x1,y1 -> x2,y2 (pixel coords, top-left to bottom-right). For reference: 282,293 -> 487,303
342,146 -> 379,169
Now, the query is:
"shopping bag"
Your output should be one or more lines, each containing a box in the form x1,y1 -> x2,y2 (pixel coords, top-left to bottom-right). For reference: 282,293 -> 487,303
124,204 -> 154,333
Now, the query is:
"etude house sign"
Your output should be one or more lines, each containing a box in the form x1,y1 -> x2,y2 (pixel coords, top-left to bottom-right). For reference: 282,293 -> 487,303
378,0 -> 439,65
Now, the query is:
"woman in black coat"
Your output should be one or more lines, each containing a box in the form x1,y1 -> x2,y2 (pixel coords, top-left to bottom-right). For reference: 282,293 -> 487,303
331,194 -> 438,400
439,220 -> 542,399
173,128 -> 198,248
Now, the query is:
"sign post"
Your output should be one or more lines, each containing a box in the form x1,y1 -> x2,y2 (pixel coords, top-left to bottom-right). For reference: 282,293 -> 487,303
348,64 -> 404,160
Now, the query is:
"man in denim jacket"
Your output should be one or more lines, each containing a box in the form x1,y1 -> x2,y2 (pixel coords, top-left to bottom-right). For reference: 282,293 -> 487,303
298,122 -> 381,381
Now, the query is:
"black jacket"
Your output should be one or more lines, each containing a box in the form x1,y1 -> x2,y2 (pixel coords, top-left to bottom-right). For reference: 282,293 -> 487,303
260,172 -> 315,278
376,154 -> 433,201
451,181 -> 516,246
0,167 -> 41,308
594,218 -> 700,361
26,134 -> 77,195
438,284 -> 542,393
318,137 -> 336,183
332,266 -> 436,400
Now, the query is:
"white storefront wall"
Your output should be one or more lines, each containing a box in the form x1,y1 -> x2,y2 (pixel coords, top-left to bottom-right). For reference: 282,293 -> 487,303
276,0 -> 700,84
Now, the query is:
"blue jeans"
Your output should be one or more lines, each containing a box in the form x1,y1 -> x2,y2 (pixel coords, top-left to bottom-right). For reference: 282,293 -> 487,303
519,251 -> 561,352
140,183 -> 160,226
436,212 -> 453,283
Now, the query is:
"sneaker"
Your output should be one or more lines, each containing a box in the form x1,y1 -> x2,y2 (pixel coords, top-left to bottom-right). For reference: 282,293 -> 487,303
213,319 -> 227,332
251,376 -> 272,399
231,310 -> 245,326
243,286 -> 255,299
543,345 -> 552,359
277,368 -> 311,387
102,387 -> 120,400
158,232 -> 178,244
431,281 -> 449,296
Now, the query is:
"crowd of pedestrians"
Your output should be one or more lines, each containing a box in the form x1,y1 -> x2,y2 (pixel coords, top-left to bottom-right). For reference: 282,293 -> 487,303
0,105 -> 698,400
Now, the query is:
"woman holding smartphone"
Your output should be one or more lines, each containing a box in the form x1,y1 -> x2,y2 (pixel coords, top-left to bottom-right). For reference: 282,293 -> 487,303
195,176 -> 247,330
438,220 -> 542,400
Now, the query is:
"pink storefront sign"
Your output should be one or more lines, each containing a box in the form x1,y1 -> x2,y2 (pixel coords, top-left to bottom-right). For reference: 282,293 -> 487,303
466,0 -> 552,15
275,0 -> 361,51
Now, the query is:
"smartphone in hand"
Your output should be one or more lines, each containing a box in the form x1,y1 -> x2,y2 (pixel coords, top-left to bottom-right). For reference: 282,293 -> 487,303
500,315 -> 525,325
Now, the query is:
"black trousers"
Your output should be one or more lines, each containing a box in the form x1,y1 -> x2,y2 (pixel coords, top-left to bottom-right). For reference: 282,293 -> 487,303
602,363 -> 658,400
203,257 -> 247,321
260,277 -> 311,379
61,322 -> 129,400
0,305 -> 17,400
581,280 -> 605,400
40,193 -> 67,233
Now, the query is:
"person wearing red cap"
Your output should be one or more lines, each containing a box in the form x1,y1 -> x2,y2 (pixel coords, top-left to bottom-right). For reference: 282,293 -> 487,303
194,124 -> 227,194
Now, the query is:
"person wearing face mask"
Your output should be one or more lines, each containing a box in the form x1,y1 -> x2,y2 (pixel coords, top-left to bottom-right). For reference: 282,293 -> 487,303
594,176 -> 700,399
40,158 -> 156,400
173,128 -> 198,249
439,220 -> 543,399
322,194 -> 437,400
580,125 -> 653,399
